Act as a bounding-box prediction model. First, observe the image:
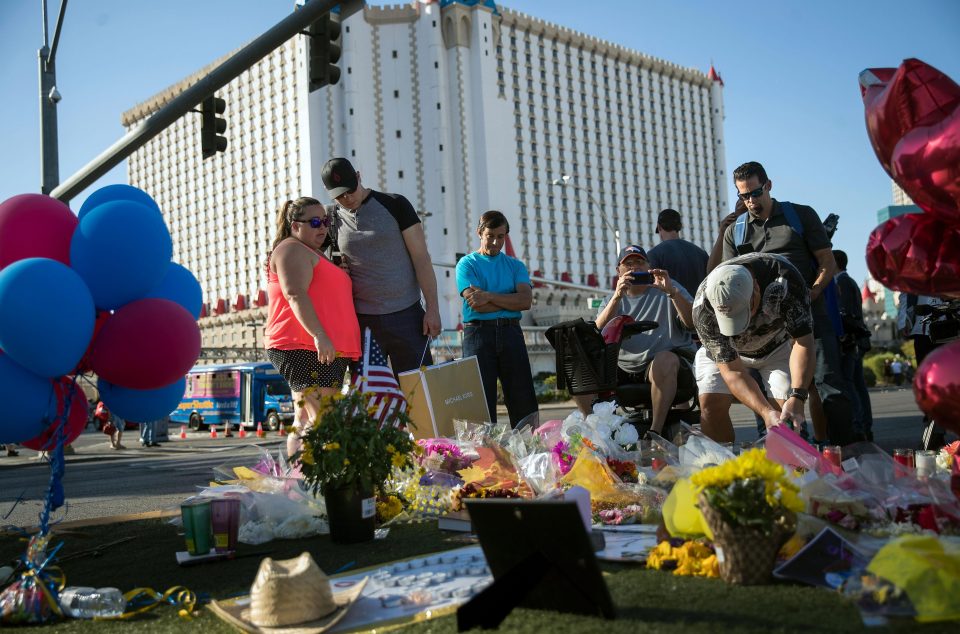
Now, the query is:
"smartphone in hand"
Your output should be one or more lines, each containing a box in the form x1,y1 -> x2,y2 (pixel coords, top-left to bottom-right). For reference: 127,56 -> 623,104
630,271 -> 654,285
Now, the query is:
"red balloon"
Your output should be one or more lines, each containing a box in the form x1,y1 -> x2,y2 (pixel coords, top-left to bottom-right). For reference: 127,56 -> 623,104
913,340 -> 960,437
866,213 -> 960,298
21,379 -> 88,451
90,298 -> 201,390
861,59 -> 960,178
72,309 -> 112,375
0,194 -> 78,270
892,104 -> 960,222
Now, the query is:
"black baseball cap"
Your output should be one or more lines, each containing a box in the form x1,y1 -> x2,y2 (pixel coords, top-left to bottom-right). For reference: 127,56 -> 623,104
321,158 -> 359,198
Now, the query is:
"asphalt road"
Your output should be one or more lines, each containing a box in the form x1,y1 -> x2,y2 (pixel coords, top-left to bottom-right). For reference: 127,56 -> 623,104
0,386 -> 941,531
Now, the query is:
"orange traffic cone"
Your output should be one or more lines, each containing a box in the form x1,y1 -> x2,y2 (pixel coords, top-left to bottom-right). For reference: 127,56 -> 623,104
238,426 -> 247,439
278,424 -> 286,437
179,425 -> 187,440
210,426 -> 218,439
256,422 -> 265,439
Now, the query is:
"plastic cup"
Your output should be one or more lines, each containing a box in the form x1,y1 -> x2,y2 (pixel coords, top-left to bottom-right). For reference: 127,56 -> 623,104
211,498 -> 241,553
181,499 -> 212,555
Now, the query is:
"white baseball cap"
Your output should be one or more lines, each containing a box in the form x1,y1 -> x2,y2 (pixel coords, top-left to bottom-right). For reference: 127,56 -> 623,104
705,264 -> 755,336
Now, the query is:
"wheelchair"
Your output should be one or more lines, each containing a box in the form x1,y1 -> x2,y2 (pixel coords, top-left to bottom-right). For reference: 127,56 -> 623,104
544,316 -> 699,438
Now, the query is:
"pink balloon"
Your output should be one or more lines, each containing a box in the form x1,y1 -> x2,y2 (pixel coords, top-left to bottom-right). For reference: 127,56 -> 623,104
90,298 -> 201,390
913,340 -> 960,437
0,194 -> 78,270
21,379 -> 88,451
865,213 -> 960,298
861,59 -> 960,178
892,104 -> 960,222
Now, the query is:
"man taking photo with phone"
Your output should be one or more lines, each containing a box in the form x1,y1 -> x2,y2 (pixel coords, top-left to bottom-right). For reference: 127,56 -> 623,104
573,245 -> 695,436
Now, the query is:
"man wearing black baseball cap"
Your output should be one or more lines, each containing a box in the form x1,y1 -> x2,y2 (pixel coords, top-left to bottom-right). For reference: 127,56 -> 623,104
573,244 -> 696,437
646,208 -> 708,299
321,157 -> 441,374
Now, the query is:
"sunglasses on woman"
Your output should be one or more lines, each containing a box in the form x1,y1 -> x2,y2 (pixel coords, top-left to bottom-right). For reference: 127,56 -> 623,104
295,215 -> 333,228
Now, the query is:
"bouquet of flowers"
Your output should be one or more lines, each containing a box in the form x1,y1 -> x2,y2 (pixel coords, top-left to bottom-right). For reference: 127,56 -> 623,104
296,391 -> 418,497
417,438 -> 474,475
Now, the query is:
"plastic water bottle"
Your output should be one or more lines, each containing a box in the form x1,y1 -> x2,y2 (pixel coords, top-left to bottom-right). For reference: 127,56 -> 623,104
59,586 -> 126,618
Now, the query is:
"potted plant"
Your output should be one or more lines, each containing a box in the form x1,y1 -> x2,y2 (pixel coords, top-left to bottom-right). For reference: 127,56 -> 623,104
296,390 -> 417,543
691,448 -> 803,584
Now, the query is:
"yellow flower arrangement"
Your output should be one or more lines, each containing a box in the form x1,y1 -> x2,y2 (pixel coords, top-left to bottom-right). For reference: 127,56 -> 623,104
690,449 -> 803,536
647,540 -> 720,578
376,495 -> 404,523
296,390 -> 417,497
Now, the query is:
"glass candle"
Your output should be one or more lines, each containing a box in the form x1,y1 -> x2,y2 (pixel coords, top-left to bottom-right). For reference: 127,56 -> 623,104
915,450 -> 937,478
892,448 -> 915,479
822,445 -> 842,469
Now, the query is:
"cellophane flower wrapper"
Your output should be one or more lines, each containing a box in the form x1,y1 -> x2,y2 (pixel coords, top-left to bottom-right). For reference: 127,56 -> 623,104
559,403 -> 639,459
679,434 -> 736,470
533,419 -> 564,449
765,424 -> 840,476
518,451 -> 559,495
646,431 -> 681,467
559,446 -> 665,523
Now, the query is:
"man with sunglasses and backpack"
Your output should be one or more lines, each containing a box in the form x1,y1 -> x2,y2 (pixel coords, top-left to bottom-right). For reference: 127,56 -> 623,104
321,157 -> 441,374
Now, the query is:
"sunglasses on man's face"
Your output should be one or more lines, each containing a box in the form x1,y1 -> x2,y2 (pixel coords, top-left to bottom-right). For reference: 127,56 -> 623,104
736,183 -> 767,201
295,216 -> 333,229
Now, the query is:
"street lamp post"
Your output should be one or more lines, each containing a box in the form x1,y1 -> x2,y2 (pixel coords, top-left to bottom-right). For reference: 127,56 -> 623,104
551,174 -> 621,256
39,0 -> 68,195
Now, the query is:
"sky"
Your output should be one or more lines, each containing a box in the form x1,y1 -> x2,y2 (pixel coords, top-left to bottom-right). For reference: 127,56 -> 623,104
1,0 -> 959,288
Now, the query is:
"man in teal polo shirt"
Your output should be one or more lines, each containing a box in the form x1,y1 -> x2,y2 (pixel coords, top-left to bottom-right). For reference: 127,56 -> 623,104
456,211 -> 538,428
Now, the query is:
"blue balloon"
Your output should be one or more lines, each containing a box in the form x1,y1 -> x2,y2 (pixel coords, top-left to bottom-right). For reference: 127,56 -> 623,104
77,184 -> 160,220
0,258 -> 95,377
70,199 -> 172,310
98,376 -> 186,422
0,354 -> 55,444
144,262 -> 204,319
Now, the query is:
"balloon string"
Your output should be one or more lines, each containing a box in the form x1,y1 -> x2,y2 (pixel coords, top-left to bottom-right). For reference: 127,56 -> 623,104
93,586 -> 198,621
37,377 -> 78,537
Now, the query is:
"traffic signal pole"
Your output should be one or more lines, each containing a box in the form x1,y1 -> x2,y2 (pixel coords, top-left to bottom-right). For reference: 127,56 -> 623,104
50,0 -> 337,204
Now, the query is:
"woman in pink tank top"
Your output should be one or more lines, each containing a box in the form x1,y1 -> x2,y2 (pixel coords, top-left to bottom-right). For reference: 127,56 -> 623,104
264,197 -> 360,457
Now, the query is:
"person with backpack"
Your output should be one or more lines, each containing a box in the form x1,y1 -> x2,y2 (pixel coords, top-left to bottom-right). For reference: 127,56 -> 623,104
321,157 -> 441,375
705,161 -> 854,446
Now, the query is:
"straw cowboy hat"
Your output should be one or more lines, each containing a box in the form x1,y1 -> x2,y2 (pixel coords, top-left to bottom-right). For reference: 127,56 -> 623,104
209,552 -> 367,633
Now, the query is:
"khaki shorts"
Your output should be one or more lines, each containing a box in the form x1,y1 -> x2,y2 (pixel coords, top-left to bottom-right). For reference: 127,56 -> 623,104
694,339 -> 792,401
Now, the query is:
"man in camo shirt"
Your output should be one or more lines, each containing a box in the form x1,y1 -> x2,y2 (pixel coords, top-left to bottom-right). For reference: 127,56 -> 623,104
692,252 -> 815,442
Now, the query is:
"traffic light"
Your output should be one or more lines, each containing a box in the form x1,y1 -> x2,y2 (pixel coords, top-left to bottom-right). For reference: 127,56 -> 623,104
309,13 -> 341,91
201,96 -> 227,159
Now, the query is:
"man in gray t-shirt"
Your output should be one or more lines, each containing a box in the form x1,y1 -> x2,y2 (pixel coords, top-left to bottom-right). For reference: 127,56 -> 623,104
573,245 -> 695,436
322,158 -> 441,374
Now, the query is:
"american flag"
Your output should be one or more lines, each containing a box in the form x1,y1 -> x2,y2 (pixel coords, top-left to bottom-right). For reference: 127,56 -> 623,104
354,327 -> 408,427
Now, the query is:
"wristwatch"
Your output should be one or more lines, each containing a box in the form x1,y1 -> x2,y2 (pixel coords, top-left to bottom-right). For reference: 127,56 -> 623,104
787,387 -> 809,402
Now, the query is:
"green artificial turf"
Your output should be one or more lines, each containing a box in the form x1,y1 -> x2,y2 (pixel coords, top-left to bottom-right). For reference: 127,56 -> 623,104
0,519 -> 945,632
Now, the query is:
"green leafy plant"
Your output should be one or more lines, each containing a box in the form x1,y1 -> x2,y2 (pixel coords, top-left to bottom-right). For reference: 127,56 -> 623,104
690,449 -> 804,536
296,390 -> 417,497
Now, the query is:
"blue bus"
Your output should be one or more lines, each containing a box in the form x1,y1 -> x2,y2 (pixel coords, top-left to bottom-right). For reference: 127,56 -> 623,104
170,362 -> 295,431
